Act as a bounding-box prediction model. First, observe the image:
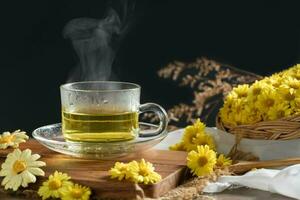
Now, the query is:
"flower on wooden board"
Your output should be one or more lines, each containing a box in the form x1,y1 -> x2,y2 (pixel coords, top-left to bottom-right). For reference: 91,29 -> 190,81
38,171 -> 72,200
129,159 -> 161,185
61,183 -> 91,200
109,159 -> 161,185
0,130 -> 28,149
0,149 -> 45,191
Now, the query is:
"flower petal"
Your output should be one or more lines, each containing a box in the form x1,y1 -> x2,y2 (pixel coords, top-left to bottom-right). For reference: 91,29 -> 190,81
1,174 -> 12,185
27,167 -> 45,176
21,149 -> 32,160
12,175 -> 22,191
21,170 -> 36,185
28,161 -> 46,167
30,154 -> 41,161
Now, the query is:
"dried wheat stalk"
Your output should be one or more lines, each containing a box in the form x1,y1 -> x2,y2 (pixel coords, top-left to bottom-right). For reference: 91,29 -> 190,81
144,57 -> 261,129
156,168 -> 231,200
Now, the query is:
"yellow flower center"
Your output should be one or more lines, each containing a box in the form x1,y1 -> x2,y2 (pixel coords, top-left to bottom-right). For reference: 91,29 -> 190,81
235,104 -> 242,112
289,83 -> 300,89
13,160 -> 27,174
198,156 -> 208,167
272,82 -> 280,87
295,100 -> 300,108
264,99 -> 275,107
285,93 -> 295,101
71,188 -> 83,198
187,133 -> 196,144
48,179 -> 62,190
0,135 -> 15,144
252,88 -> 261,95
277,110 -> 285,118
139,167 -> 149,176
237,92 -> 247,98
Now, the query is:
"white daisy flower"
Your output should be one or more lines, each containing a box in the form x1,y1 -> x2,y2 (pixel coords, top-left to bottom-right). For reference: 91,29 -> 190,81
0,130 -> 29,149
0,149 -> 46,191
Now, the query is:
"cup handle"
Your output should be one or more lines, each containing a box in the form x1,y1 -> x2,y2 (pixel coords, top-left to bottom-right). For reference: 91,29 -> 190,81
138,103 -> 168,137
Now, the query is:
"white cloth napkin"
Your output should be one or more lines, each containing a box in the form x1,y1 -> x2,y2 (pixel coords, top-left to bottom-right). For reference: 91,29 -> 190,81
203,164 -> 300,199
154,128 -> 300,199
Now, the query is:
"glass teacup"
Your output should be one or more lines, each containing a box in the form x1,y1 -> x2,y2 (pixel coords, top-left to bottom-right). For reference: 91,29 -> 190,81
60,81 -> 168,142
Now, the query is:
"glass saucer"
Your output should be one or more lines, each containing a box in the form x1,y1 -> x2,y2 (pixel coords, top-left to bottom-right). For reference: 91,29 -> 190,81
32,123 -> 168,159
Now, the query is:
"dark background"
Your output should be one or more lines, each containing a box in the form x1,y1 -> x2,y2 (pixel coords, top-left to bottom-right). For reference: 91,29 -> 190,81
1,0 -> 300,133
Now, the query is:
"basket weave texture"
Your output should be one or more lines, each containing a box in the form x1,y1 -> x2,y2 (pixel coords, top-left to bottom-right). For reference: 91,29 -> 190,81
216,114 -> 300,140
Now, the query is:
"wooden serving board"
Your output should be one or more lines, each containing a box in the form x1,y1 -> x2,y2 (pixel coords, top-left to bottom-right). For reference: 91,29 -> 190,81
0,140 -> 188,199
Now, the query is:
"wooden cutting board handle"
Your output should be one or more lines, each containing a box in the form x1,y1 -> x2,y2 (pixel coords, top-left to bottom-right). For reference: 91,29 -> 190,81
230,157 -> 300,174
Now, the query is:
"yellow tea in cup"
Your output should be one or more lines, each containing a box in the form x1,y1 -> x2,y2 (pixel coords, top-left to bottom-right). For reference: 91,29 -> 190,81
60,81 -> 168,143
62,109 -> 138,142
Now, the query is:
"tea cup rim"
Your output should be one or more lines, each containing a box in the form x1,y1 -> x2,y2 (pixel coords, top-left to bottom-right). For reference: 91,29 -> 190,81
60,81 -> 141,93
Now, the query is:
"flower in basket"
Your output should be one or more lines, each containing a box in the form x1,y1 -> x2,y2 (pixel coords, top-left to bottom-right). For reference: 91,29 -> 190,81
220,64 -> 300,127
0,149 -> 46,191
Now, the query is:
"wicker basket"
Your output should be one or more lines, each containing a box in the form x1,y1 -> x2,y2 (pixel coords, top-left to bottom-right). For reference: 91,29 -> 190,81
216,114 -> 300,140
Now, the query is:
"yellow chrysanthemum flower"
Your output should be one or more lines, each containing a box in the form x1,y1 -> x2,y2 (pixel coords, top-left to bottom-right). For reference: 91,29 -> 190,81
278,85 -> 298,102
267,102 -> 292,120
0,130 -> 28,149
129,159 -> 161,185
170,119 -> 216,152
219,105 -> 236,127
187,145 -> 216,177
293,97 -> 300,112
182,119 -> 206,151
291,69 -> 300,80
248,81 -> 270,101
283,76 -> 300,90
38,171 -> 73,200
0,149 -> 45,191
264,75 -> 283,87
216,154 -> 232,168
109,162 -> 132,181
109,159 -> 161,185
256,88 -> 278,114
285,64 -> 300,79
184,119 -> 206,134
241,105 -> 262,125
193,134 -> 216,151
225,91 -> 239,103
61,184 -> 91,200
231,84 -> 249,98
227,98 -> 256,125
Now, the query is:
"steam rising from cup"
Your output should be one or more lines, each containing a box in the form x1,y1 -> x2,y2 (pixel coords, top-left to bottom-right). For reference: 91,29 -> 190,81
63,1 -> 135,82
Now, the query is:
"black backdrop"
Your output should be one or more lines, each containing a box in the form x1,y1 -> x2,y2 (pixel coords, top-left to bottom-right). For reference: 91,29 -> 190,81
1,0 -> 300,132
